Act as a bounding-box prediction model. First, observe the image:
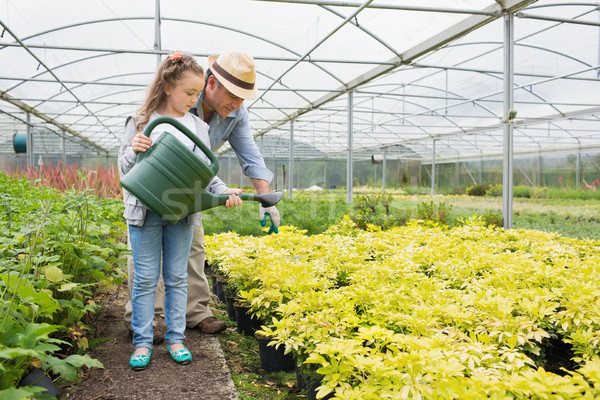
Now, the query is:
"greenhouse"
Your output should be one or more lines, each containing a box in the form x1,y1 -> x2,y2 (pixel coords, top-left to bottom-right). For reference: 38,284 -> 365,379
2,1 -> 600,399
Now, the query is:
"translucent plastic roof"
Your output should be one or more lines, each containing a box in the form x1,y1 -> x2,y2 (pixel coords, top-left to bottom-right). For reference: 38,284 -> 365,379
1,0 -> 599,162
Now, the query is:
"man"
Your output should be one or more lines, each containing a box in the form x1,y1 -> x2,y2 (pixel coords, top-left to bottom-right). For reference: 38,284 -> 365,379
186,49 -> 279,333
123,49 -> 279,338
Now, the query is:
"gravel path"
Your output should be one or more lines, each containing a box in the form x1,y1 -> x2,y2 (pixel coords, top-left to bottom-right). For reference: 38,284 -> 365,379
60,286 -> 237,400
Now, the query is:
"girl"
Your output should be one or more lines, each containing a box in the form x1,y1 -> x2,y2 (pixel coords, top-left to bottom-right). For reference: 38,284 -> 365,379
118,51 -> 242,370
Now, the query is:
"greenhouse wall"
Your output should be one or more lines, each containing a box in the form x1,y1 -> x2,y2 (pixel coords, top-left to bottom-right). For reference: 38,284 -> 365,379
214,152 -> 600,193
420,153 -> 600,191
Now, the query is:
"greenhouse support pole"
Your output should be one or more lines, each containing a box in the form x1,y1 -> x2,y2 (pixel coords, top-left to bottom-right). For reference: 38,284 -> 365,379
455,162 -> 460,187
273,158 -> 278,191
323,158 -> 327,188
227,152 -> 232,184
347,91 -> 354,204
576,153 -> 581,189
382,147 -> 387,191
154,0 -> 162,67
62,132 -> 66,166
26,112 -> 33,168
289,120 -> 294,199
374,165 -> 378,187
479,159 -> 483,183
536,155 -> 544,186
431,139 -> 436,196
502,13 -> 515,229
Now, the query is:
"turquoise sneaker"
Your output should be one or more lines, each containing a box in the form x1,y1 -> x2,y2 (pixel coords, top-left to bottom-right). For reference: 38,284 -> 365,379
167,344 -> 192,365
129,349 -> 151,371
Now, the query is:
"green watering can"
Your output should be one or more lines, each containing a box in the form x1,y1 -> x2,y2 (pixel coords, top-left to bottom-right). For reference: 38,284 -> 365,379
120,116 -> 283,224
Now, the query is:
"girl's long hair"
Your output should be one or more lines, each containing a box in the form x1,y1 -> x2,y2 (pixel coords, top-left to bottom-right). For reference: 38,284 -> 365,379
135,52 -> 204,132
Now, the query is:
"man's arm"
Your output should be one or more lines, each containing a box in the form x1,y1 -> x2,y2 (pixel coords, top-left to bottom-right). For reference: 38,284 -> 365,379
226,109 -> 273,183
225,106 -> 280,228
250,178 -> 270,194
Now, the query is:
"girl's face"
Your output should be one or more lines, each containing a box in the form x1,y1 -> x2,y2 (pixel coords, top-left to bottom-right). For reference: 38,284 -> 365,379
163,71 -> 204,117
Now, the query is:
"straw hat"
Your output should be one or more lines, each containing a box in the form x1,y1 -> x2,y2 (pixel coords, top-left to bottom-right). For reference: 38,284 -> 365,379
208,49 -> 259,100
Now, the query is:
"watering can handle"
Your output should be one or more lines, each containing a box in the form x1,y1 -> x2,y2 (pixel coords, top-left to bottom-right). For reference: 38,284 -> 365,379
137,116 -> 219,176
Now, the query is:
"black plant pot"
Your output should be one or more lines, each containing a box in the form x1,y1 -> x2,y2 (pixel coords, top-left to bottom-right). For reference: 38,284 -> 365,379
211,275 -> 218,294
255,334 -> 295,373
225,296 -> 237,321
296,366 -> 305,390
233,303 -> 263,336
216,281 -> 228,304
18,368 -> 59,397
298,366 -> 334,400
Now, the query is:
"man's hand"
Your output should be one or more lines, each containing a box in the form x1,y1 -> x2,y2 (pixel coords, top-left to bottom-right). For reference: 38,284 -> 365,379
223,188 -> 243,208
260,205 -> 280,231
252,178 -> 280,231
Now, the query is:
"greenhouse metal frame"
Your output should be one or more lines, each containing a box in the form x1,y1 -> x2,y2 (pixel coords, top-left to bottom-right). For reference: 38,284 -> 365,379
1,0 -> 600,227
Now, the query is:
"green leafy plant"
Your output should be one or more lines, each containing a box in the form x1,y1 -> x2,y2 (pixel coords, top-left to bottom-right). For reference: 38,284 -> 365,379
481,209 -> 504,227
486,184 -> 502,196
0,172 -> 126,395
466,183 -> 489,196
415,200 -> 453,225
350,193 -> 410,230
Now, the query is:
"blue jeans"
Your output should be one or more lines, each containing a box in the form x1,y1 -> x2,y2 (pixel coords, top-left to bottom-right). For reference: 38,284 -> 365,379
129,210 -> 193,349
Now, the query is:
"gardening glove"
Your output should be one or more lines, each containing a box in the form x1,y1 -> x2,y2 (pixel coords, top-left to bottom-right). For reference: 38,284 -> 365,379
260,205 -> 280,234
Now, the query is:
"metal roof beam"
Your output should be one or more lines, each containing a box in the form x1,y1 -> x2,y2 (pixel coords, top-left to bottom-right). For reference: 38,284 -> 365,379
516,11 -> 600,27
0,90 -> 110,154
252,0 -> 537,138
252,0 -> 501,16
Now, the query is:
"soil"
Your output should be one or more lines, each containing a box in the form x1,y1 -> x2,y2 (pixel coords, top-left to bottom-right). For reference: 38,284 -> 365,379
59,286 -> 238,400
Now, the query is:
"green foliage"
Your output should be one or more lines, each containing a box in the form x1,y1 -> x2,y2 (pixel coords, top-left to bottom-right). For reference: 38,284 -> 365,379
0,318 -> 102,392
481,209 -> 504,227
208,222 -> 600,398
415,200 -> 453,225
511,185 -> 529,198
399,185 -> 432,195
203,191 -> 349,236
447,185 -> 466,195
466,183 -> 489,196
350,193 -> 410,230
0,172 -> 125,394
486,184 -> 503,197
543,186 -> 600,200
485,184 -> 600,201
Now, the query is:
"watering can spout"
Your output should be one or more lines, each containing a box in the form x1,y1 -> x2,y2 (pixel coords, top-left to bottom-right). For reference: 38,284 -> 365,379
188,190 -> 284,214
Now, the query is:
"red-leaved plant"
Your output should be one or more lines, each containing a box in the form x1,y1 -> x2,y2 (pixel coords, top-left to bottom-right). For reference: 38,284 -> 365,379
4,162 -> 122,199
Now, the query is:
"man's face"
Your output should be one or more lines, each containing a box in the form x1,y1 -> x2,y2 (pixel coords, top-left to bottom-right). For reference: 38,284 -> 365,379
205,75 -> 244,118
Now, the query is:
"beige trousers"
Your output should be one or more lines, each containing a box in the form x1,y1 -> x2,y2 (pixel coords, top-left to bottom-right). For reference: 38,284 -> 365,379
123,226 -> 213,329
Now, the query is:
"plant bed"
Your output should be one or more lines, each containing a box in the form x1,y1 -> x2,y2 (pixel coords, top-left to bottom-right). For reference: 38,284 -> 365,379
255,333 -> 295,373
207,218 -> 600,398
0,173 -> 126,397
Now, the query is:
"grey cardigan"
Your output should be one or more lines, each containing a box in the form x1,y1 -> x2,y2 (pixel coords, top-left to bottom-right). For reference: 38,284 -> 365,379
118,113 -> 228,227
